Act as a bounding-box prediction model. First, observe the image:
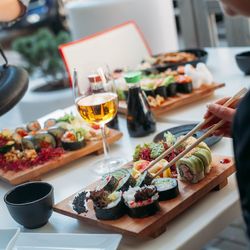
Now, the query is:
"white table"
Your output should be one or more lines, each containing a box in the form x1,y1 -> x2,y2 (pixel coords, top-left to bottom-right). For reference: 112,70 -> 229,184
0,47 -> 248,250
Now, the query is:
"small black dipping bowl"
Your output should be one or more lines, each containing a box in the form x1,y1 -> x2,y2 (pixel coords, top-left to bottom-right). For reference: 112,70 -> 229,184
4,181 -> 54,229
235,51 -> 250,75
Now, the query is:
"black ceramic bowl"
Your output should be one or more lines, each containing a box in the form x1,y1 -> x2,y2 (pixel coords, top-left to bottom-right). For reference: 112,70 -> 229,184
4,181 -> 54,229
235,51 -> 250,75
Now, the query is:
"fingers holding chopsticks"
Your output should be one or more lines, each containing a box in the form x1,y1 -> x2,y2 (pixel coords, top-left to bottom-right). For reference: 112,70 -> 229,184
202,97 -> 240,137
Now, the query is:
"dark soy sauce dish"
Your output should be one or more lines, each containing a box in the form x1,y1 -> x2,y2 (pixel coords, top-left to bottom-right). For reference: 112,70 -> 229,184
4,181 -> 54,229
235,51 -> 250,75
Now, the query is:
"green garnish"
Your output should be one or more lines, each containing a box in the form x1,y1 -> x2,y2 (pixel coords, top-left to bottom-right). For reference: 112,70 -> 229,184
164,131 -> 176,147
57,113 -> 76,123
163,76 -> 175,86
149,143 -> 165,159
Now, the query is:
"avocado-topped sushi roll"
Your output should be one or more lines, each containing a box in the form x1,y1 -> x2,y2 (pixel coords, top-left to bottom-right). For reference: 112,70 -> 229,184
176,75 -> 193,94
26,120 -> 41,132
192,148 -> 212,174
90,189 -> 125,220
22,135 -> 36,150
163,76 -> 177,97
177,155 -> 205,184
152,178 -> 179,201
135,171 -> 153,187
61,130 -> 86,151
123,185 -> 160,218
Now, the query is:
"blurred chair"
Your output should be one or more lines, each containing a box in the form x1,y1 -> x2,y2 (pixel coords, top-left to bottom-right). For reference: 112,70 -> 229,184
178,0 -> 250,47
65,0 -> 178,55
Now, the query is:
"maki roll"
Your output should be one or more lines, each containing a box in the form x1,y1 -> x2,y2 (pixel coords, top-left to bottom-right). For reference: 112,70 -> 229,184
26,120 -> 41,132
140,79 -> 156,97
176,75 -> 193,94
152,178 -> 179,201
123,185 -> 160,218
47,126 -> 66,146
112,169 -> 136,192
44,119 -> 57,128
135,171 -> 153,187
163,76 -> 177,97
34,131 -> 56,150
90,190 -> 125,220
22,135 -> 36,150
99,175 -> 119,193
176,155 -> 205,184
154,79 -> 167,98
61,130 -> 86,151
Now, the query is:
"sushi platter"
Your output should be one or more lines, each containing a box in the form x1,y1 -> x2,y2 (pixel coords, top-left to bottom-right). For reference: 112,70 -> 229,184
54,130 -> 236,238
53,155 -> 235,238
118,82 -> 225,116
0,113 -> 123,185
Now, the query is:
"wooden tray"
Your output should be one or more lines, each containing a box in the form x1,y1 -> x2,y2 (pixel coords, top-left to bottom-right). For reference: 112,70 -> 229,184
0,129 -> 123,185
118,83 -> 225,116
54,155 -> 235,238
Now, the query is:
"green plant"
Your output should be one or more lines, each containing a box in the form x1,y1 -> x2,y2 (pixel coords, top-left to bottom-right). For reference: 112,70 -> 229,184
12,28 -> 71,80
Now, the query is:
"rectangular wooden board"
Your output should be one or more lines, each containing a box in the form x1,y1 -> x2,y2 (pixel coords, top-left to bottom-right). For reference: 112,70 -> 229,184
0,129 -> 123,185
118,83 -> 225,116
53,155 -> 235,238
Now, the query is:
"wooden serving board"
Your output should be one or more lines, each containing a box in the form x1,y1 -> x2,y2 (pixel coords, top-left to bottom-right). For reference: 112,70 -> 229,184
53,155 -> 235,238
118,83 -> 225,116
0,129 -> 122,185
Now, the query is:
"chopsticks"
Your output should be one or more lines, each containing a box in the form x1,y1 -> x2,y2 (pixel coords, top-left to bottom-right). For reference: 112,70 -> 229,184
142,87 -> 248,178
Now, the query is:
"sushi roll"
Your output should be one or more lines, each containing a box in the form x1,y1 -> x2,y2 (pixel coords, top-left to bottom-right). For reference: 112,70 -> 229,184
163,76 -> 177,97
176,75 -> 193,94
99,175 -> 119,193
155,85 -> 167,98
177,155 -> 205,184
152,178 -> 179,201
47,126 -> 66,146
135,171 -> 153,187
123,185 -> 160,218
44,118 -> 57,128
33,131 -> 56,150
61,131 -> 86,151
90,190 -> 125,220
111,169 -> 136,192
26,120 -> 41,132
22,135 -> 36,150
192,148 -> 212,174
140,79 -> 156,97
15,127 -> 28,137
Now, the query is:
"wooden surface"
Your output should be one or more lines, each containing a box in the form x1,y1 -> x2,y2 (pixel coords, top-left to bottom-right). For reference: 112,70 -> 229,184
53,155 -> 235,238
0,129 -> 123,185
118,83 -> 225,116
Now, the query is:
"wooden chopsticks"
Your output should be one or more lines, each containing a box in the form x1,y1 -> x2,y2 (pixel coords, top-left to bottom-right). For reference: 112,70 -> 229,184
142,87 -> 248,178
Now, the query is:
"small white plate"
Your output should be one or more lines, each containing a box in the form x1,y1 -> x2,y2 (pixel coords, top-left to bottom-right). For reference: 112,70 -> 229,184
13,233 -> 122,250
0,228 -> 20,250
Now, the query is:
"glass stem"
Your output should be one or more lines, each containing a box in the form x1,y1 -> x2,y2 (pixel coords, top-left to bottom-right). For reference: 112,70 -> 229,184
101,124 -> 110,160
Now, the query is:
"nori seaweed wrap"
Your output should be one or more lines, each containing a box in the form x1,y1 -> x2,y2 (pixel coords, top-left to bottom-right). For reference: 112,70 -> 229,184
123,186 -> 160,218
152,178 -> 179,201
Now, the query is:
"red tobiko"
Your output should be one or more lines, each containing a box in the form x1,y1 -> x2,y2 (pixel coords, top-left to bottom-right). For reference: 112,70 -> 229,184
139,147 -> 152,162
0,147 -> 65,172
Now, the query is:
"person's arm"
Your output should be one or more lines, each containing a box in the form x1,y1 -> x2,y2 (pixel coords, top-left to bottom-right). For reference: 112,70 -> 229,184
0,0 -> 27,22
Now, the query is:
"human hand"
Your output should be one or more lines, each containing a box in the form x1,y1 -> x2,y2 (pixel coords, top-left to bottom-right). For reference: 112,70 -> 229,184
202,97 -> 239,137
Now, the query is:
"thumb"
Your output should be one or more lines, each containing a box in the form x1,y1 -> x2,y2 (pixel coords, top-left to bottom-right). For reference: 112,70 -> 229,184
207,104 -> 235,122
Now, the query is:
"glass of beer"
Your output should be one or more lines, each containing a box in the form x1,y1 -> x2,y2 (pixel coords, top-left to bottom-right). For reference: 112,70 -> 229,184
72,65 -> 126,175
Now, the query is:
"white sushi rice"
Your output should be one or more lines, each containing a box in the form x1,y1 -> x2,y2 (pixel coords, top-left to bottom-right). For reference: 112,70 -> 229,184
123,186 -> 159,208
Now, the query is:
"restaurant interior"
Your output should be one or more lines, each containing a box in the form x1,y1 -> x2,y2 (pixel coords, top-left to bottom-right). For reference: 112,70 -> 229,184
1,0 -> 250,249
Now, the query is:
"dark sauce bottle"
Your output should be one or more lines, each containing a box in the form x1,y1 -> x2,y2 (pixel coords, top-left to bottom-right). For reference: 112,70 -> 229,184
124,72 -> 156,137
88,73 -> 119,130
